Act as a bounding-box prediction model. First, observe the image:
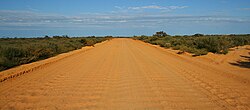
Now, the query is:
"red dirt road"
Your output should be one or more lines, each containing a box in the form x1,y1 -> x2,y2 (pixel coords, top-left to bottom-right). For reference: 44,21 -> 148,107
0,38 -> 249,110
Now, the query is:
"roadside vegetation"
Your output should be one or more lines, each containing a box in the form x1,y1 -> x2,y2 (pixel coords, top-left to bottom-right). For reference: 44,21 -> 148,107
133,31 -> 250,56
0,36 -> 110,71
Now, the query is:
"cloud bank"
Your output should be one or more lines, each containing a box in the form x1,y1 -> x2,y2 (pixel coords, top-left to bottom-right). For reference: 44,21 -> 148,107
0,5 -> 249,32
0,7 -> 250,30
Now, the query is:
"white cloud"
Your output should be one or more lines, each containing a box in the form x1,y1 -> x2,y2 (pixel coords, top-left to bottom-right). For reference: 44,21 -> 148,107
114,6 -> 122,9
128,5 -> 188,10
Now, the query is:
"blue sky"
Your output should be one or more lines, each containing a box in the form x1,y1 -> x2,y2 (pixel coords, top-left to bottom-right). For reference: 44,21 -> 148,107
0,0 -> 250,37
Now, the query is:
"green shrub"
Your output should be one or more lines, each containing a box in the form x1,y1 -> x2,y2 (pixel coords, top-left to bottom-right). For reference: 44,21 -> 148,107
193,49 -> 208,56
79,39 -> 87,44
172,45 -> 181,50
0,37 -> 107,71
85,39 -> 96,46
135,34 -> 250,56
2,47 -> 27,60
164,43 -> 172,48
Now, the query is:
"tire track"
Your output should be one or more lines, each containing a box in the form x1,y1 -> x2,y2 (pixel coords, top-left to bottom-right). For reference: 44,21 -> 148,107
134,39 -> 250,110
128,41 -> 225,109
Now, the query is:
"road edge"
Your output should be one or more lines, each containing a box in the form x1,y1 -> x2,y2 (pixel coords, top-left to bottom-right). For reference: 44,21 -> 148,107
0,40 -> 110,83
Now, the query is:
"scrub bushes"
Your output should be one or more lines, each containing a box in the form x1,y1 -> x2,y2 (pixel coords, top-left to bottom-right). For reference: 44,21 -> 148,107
0,36 -> 107,71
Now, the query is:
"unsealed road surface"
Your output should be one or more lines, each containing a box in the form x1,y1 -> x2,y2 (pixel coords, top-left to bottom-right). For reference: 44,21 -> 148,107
0,38 -> 250,110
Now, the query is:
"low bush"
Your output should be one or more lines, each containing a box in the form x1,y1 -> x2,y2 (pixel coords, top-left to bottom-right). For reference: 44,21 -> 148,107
193,49 -> 208,56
